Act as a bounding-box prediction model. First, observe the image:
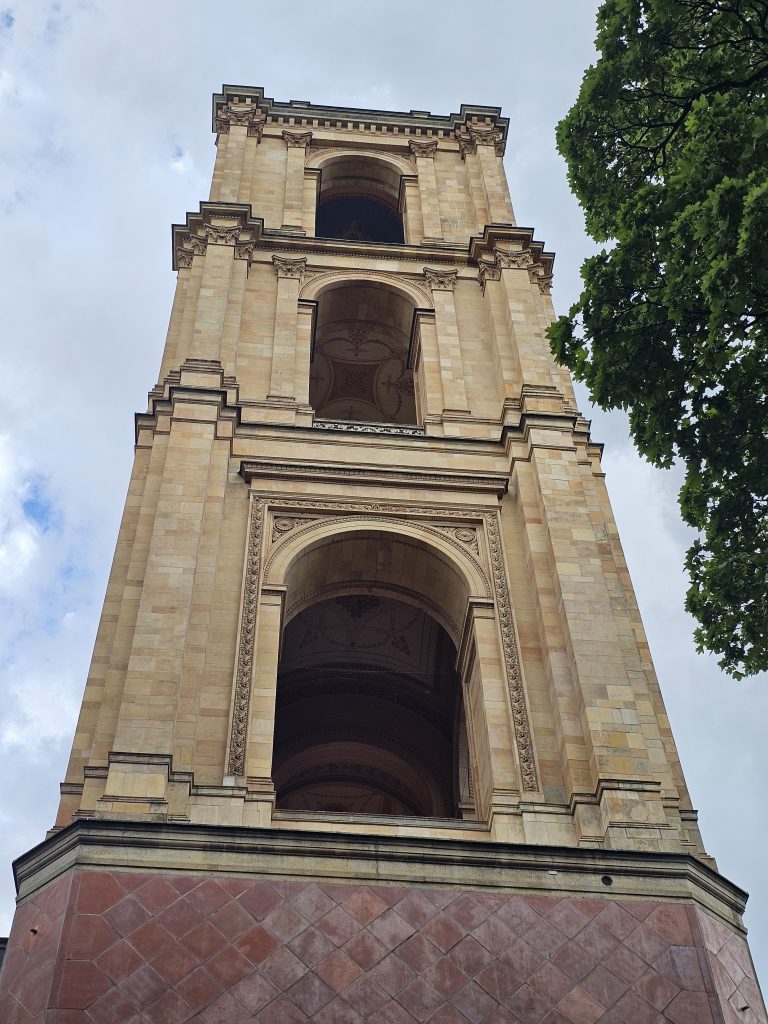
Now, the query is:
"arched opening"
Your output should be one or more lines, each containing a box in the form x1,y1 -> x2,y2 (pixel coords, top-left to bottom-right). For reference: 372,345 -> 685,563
272,530 -> 476,820
310,281 -> 417,424
316,156 -> 404,244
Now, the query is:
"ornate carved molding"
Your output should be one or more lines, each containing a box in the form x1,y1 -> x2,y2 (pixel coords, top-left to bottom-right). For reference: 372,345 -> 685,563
215,104 -> 266,139
272,254 -> 308,281
299,268 -> 433,309
483,512 -> 538,792
409,139 -> 439,159
282,130 -> 313,149
312,419 -> 426,437
227,497 -> 265,776
424,267 -> 458,293
435,526 -> 480,555
527,263 -> 554,295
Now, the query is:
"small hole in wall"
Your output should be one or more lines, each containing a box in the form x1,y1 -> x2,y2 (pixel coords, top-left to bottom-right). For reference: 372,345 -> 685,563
601,875 -> 613,887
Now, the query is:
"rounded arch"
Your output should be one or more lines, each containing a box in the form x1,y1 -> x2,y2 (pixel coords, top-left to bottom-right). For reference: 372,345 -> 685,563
265,520 -> 489,647
307,148 -> 415,178
299,269 -> 432,311
311,151 -> 409,244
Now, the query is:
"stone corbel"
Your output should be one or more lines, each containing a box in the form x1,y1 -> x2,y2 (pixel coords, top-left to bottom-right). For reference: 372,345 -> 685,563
409,139 -> 439,160
423,267 -> 458,292
282,130 -> 313,149
272,254 -> 308,282
215,104 -> 266,140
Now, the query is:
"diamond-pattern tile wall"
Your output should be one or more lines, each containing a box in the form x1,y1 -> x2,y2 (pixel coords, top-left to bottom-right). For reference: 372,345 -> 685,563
0,867 -> 764,1023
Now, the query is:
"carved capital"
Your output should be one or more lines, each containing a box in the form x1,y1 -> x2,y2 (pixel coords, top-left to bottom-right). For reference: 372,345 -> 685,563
409,139 -> 438,159
272,254 -> 307,281
234,241 -> 256,262
495,246 -> 534,270
215,104 -> 265,140
204,224 -> 241,245
528,263 -> 554,294
282,129 -> 313,149
456,124 -> 505,158
423,267 -> 458,293
175,248 -> 194,270
477,259 -> 501,289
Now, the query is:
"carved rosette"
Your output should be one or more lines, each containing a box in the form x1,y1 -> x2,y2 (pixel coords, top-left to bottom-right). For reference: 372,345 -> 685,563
272,254 -> 308,282
282,130 -> 313,149
423,267 -> 458,293
484,512 -> 539,792
215,104 -> 266,140
409,139 -> 439,160
227,497 -> 265,776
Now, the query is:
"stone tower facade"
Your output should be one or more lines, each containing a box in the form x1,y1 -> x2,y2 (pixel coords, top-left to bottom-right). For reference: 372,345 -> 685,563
1,88 -> 764,1023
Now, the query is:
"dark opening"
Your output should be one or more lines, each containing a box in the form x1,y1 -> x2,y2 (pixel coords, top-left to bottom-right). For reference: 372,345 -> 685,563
316,195 -> 404,244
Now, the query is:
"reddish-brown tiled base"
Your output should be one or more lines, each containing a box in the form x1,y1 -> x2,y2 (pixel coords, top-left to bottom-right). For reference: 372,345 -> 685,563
0,867 -> 764,1023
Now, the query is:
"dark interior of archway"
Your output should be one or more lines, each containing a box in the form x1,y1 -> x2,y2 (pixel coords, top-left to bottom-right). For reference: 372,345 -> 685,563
273,594 -> 461,818
310,282 -> 417,424
316,195 -> 404,244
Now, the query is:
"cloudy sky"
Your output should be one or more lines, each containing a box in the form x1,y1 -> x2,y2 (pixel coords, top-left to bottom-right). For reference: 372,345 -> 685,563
1,0 -> 766,988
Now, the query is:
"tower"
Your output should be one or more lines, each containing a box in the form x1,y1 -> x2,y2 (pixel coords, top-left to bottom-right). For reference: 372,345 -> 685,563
1,85 -> 764,1022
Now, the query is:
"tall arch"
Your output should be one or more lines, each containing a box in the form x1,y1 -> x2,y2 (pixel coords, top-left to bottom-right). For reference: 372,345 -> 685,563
268,527 -> 482,820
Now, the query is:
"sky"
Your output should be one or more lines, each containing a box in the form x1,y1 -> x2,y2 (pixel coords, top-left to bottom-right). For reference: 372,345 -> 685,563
0,0 -> 766,990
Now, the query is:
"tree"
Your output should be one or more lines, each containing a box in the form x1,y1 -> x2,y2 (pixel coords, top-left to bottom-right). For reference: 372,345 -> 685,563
549,0 -> 768,678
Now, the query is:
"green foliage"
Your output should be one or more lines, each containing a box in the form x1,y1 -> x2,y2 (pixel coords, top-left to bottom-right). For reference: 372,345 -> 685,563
550,0 -> 768,677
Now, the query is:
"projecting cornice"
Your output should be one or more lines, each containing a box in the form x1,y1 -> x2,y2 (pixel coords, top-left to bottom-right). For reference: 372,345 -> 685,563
212,86 -> 509,152
470,224 -> 555,294
171,202 -> 265,270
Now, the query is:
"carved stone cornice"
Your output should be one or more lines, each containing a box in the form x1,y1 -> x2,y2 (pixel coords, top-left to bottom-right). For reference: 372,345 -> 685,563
471,230 -> 555,296
215,103 -> 265,139
409,139 -> 439,159
172,203 -> 264,271
282,130 -> 313,149
424,267 -> 458,293
272,254 -> 307,282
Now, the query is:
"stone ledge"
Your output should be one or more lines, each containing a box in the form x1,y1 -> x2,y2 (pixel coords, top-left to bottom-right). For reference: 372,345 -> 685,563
15,820 -> 749,932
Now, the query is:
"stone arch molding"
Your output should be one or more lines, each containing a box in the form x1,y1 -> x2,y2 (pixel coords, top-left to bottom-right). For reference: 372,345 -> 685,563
227,496 -> 539,793
299,269 -> 433,311
306,147 -> 416,177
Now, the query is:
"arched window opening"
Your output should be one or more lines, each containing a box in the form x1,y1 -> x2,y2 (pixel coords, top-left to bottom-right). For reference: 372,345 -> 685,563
272,531 -> 476,821
316,157 -> 404,244
274,595 -> 460,817
310,282 -> 417,424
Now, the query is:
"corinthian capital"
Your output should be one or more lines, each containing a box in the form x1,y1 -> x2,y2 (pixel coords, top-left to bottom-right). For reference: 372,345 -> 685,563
409,139 -> 438,159
272,254 -> 307,281
215,104 -> 265,139
456,124 -> 505,158
424,267 -> 458,292
282,130 -> 313,149
494,246 -> 534,270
